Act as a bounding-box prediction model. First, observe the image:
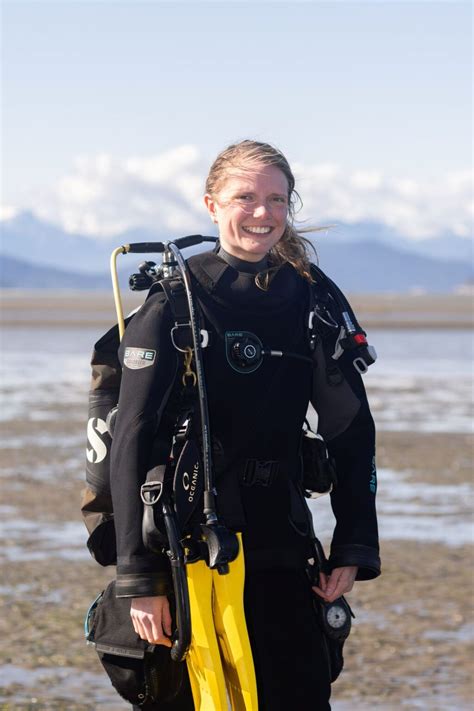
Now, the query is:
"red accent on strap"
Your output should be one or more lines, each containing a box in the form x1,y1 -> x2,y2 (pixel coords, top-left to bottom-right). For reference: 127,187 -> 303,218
354,333 -> 367,345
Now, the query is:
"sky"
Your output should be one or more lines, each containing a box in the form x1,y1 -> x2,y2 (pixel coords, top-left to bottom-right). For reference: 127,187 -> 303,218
1,0 -> 472,241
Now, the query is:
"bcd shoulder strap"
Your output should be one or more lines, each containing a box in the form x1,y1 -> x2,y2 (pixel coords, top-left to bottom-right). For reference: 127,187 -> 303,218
308,264 -> 377,380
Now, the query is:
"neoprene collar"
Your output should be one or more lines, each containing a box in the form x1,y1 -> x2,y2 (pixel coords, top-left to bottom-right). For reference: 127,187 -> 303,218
187,250 -> 306,311
217,246 -> 269,275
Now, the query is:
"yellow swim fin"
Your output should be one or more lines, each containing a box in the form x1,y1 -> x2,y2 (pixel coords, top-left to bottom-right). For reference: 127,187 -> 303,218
186,533 -> 258,710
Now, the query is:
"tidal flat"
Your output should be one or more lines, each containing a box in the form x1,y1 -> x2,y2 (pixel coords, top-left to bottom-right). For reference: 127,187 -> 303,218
0,291 -> 472,709
0,429 -> 472,710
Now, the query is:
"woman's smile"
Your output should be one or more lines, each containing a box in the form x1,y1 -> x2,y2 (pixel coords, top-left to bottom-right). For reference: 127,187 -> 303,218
241,226 -> 273,234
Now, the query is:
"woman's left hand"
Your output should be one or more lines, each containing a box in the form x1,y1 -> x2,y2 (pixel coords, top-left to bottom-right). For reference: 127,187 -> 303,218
312,566 -> 358,603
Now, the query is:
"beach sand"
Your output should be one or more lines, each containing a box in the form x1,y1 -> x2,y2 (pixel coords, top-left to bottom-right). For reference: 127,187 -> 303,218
0,428 -> 472,710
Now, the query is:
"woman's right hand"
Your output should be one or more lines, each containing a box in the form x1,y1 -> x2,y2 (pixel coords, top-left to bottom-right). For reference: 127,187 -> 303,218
130,595 -> 173,647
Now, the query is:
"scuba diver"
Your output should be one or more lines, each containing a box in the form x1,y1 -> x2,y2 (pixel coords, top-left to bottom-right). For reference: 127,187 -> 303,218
102,140 -> 380,710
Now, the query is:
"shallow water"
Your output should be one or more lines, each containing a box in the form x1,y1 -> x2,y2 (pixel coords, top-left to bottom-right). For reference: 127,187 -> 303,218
1,325 -> 472,433
363,328 -> 473,434
1,323 -> 473,553
309,465 -> 473,548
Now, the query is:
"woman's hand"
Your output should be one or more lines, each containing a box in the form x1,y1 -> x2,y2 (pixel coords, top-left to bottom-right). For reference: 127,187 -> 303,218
130,595 -> 173,647
312,566 -> 358,603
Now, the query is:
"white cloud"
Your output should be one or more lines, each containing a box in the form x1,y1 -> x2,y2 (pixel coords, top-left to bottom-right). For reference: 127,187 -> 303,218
28,146 -> 209,239
0,205 -> 20,221
2,147 -> 472,241
125,145 -> 200,183
298,164 -> 473,240
350,171 -> 383,191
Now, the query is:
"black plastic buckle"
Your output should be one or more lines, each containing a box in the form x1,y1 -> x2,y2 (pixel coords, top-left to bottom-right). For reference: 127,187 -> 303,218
242,460 -> 279,487
174,416 -> 192,444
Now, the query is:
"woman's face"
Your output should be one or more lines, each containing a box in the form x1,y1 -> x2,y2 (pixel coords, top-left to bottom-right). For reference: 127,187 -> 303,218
204,164 -> 289,262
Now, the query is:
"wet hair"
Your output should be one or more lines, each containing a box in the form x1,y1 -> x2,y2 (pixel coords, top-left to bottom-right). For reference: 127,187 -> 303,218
205,139 -> 326,283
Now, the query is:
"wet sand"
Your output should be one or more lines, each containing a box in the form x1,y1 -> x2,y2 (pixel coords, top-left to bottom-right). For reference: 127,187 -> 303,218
0,428 -> 472,710
1,292 -> 472,708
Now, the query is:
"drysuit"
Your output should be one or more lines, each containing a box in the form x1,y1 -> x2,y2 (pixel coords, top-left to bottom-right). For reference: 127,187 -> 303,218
110,249 -> 380,710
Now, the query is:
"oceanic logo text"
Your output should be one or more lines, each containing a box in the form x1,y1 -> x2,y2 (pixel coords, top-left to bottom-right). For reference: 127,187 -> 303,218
183,462 -> 199,503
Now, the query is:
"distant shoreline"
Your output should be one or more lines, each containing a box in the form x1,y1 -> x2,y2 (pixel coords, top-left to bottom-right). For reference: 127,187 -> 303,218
1,290 -> 472,330
1,319 -> 472,330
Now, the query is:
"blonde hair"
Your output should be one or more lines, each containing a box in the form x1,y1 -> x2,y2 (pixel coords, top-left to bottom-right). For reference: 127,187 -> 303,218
206,139 -> 326,283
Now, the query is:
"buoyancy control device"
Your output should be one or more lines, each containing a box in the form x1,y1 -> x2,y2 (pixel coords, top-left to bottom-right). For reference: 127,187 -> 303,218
81,235 -> 377,569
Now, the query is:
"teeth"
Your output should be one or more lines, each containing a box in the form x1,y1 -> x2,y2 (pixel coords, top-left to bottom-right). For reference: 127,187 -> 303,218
243,226 -> 272,234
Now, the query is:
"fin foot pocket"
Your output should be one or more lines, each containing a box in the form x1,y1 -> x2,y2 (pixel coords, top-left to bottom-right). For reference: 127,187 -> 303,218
186,534 -> 258,710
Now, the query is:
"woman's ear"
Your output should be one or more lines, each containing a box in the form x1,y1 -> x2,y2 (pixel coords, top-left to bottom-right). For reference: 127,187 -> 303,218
204,194 -> 219,224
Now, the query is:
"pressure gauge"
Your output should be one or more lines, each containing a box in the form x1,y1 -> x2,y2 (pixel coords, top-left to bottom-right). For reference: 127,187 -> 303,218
320,598 -> 353,641
225,331 -> 264,373
325,603 -> 348,629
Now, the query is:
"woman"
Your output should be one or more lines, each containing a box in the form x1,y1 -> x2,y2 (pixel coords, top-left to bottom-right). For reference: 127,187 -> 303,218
110,140 -> 380,710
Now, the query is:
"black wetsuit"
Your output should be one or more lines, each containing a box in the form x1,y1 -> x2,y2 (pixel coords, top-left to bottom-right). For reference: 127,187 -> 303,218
112,250 -> 380,711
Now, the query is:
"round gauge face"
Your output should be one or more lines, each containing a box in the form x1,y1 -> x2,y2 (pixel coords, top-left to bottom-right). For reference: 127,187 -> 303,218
326,604 -> 348,629
243,344 -> 257,360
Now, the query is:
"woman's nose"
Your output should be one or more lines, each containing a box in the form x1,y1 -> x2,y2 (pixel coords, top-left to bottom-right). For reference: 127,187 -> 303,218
253,203 -> 270,218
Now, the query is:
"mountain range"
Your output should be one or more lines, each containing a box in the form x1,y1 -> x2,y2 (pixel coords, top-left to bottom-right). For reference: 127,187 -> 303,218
0,211 -> 472,292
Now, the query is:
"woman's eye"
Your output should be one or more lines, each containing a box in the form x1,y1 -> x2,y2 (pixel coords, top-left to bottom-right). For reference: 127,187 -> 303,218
236,195 -> 253,202
272,196 -> 287,204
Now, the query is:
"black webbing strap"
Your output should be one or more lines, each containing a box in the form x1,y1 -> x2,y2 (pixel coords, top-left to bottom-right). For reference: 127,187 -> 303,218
309,268 -> 345,386
160,279 -> 189,321
159,278 -> 194,352
140,464 -> 168,554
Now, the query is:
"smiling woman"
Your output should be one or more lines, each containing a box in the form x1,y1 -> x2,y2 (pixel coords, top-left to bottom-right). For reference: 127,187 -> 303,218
202,139 -> 316,278
106,139 -> 380,711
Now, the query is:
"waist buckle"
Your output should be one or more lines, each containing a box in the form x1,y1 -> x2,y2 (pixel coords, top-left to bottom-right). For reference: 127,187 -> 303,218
241,459 -> 279,487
